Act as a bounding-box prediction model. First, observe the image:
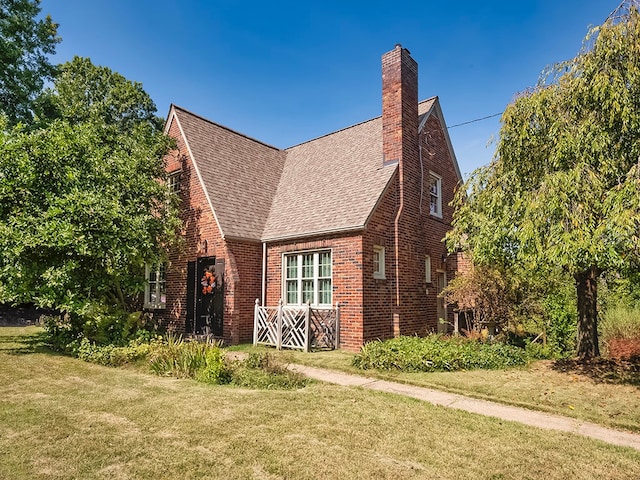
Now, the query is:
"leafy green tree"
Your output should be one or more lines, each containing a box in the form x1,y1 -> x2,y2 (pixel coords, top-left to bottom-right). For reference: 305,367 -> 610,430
0,0 -> 59,125
0,57 -> 180,319
447,9 -> 640,359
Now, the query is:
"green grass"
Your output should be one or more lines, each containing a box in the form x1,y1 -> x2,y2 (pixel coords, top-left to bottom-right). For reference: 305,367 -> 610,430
244,345 -> 640,433
1,327 -> 640,479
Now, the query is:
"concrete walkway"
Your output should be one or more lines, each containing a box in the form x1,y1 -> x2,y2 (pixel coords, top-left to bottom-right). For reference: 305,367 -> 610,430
289,364 -> 640,452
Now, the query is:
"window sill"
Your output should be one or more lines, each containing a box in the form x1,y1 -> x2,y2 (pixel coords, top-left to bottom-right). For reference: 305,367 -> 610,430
373,273 -> 386,280
144,304 -> 166,311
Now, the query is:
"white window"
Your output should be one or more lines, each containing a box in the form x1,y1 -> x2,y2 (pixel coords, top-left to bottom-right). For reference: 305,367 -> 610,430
425,255 -> 432,283
373,245 -> 385,279
284,251 -> 332,306
168,170 -> 181,194
145,263 -> 167,309
429,172 -> 442,218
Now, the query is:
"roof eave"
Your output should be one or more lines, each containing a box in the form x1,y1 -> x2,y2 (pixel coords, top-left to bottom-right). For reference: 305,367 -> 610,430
261,225 -> 365,243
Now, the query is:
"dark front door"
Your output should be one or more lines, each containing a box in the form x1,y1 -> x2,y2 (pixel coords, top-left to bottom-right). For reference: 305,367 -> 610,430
187,256 -> 224,336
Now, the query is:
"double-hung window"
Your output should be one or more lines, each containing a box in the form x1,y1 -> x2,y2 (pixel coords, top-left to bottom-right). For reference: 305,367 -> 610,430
145,263 -> 167,309
284,251 -> 332,306
429,172 -> 442,218
373,245 -> 385,279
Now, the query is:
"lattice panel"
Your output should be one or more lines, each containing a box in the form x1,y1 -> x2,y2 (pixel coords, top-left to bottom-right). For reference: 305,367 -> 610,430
310,309 -> 337,350
254,303 -> 339,351
281,307 -> 307,350
255,306 -> 279,346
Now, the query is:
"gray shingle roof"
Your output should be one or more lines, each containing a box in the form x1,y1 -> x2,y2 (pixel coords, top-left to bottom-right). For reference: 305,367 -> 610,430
172,106 -> 286,241
169,97 -> 444,242
261,116 -> 393,240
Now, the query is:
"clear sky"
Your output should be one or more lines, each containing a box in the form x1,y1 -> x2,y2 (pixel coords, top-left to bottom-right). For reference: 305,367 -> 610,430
42,0 -> 620,178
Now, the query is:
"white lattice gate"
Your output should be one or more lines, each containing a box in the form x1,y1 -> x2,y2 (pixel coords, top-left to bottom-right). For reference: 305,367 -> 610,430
253,299 -> 340,351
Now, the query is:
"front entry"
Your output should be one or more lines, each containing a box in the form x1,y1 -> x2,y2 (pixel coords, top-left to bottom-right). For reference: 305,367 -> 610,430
186,256 -> 224,336
436,270 -> 447,334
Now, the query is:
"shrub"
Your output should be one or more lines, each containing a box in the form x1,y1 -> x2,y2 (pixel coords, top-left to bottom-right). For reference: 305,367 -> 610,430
73,337 -> 156,367
196,347 -> 232,385
230,352 -> 309,390
542,289 -> 577,357
42,303 -> 154,352
353,335 -> 529,372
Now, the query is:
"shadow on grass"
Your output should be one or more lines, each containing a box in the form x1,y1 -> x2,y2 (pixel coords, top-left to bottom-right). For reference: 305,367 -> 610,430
551,358 -> 640,388
0,329 -> 56,355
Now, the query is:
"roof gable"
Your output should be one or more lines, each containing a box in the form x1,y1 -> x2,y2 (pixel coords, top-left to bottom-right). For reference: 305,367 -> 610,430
166,96 -> 461,243
169,105 -> 286,241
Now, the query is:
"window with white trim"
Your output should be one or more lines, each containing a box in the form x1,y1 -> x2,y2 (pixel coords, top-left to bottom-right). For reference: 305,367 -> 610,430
425,255 -> 432,283
373,245 -> 385,279
429,172 -> 442,218
145,263 -> 167,309
167,170 -> 181,194
284,251 -> 332,306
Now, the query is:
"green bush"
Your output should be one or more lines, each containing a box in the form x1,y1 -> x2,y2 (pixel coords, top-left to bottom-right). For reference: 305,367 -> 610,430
353,335 -> 529,372
73,337 -> 155,367
42,303 -> 154,352
196,347 -> 232,385
230,352 -> 309,390
542,291 -> 576,357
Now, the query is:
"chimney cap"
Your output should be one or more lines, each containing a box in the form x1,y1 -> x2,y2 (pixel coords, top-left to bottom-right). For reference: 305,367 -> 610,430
394,43 -> 410,54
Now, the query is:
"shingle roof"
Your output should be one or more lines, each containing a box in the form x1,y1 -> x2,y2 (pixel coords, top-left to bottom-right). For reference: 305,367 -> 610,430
261,97 -> 438,241
168,97 -> 446,242
171,106 -> 286,241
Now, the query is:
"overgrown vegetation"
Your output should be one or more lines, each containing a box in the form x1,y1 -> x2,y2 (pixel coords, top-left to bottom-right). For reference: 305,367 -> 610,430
42,318 -> 308,390
601,306 -> 640,343
446,7 -> 640,359
353,335 -> 529,372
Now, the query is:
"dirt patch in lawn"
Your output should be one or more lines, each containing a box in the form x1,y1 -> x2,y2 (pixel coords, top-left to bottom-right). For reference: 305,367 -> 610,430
552,357 -> 640,386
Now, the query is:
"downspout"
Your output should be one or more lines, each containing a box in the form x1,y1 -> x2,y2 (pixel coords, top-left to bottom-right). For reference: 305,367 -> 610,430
261,242 -> 267,306
393,166 -> 404,311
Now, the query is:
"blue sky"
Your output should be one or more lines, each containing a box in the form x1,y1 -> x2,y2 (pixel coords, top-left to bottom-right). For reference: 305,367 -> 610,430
43,1 -> 619,177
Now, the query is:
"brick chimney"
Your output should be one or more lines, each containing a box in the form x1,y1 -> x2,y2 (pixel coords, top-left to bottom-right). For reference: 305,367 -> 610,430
382,44 -> 418,166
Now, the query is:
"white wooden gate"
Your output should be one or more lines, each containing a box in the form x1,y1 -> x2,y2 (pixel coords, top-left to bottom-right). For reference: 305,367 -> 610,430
253,299 -> 340,351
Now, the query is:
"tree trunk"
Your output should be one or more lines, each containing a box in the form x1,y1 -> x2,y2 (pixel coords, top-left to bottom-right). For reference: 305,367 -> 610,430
575,266 -> 600,359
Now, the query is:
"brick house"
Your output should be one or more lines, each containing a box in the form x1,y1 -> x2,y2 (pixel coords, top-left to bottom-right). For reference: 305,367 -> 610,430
151,45 -> 462,351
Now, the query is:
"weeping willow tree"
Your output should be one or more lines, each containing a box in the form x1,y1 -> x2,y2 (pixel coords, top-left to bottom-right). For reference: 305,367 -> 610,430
447,8 -> 640,359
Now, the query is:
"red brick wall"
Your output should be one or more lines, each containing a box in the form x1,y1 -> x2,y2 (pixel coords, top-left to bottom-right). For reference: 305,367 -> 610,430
157,115 -> 261,345
264,234 -> 365,351
382,45 -> 419,166
379,46 -> 460,339
362,176 -> 398,343
224,239 -> 262,344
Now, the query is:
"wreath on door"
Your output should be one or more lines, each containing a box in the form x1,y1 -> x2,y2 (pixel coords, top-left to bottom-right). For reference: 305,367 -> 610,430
201,270 -> 217,295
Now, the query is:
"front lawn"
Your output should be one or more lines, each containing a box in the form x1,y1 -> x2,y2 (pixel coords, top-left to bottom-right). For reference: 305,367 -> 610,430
244,344 -> 640,433
1,327 -> 639,479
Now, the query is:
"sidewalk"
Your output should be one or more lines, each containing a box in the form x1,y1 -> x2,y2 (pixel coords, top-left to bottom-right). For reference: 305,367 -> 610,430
289,364 -> 640,452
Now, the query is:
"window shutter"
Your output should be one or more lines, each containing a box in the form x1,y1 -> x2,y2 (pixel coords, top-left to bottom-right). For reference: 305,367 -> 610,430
186,261 -> 196,334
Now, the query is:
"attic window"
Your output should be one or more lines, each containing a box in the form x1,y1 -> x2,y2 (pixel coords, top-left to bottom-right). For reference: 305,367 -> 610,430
168,170 -> 181,194
429,172 -> 442,218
